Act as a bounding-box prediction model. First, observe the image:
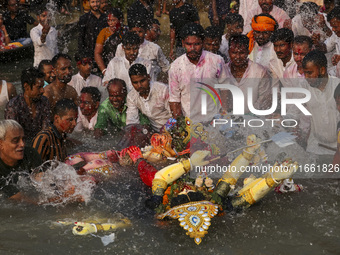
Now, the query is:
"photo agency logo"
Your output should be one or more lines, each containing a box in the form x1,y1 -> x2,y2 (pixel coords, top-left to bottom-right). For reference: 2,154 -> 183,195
199,82 -> 313,128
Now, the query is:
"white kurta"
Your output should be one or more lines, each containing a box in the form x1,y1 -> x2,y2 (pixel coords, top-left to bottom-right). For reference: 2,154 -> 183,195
219,34 -> 229,61
270,53 -> 295,79
69,73 -> 103,96
74,108 -> 98,132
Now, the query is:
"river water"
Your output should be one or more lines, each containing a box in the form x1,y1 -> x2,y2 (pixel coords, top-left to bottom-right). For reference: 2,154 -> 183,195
0,11 -> 339,255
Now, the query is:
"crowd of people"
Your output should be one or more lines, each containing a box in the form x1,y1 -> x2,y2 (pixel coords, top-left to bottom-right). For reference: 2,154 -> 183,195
0,0 -> 340,204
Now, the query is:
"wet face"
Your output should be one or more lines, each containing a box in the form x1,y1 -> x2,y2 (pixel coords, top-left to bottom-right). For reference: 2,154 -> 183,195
42,64 -> 54,84
54,57 -> 73,84
148,23 -> 161,42
38,11 -> 51,26
203,37 -> 221,54
130,74 -> 150,98
131,27 -> 146,41
330,18 -> 340,37
122,44 -> 139,63
8,0 -> 19,14
229,42 -> 249,67
0,128 -> 25,167
89,0 -> 100,12
335,96 -> 340,112
226,22 -> 243,36
107,14 -> 120,30
100,0 -> 108,12
292,42 -> 311,69
77,58 -> 93,79
273,40 -> 292,60
79,93 -> 99,117
253,30 -> 273,46
258,0 -> 273,13
26,78 -> 44,101
182,35 -> 203,63
303,61 -> 327,88
54,109 -> 78,133
108,83 -> 126,110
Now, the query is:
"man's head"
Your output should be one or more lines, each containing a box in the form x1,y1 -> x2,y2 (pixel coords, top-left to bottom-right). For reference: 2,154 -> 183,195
302,50 -> 328,88
89,0 -> 100,13
53,99 -> 78,134
225,13 -> 244,37
146,19 -> 161,42
324,0 -> 335,14
107,78 -> 127,111
21,67 -> 45,102
327,6 -> 340,37
129,20 -> 147,42
229,35 -> 249,67
38,59 -> 55,84
75,53 -> 93,79
0,120 -> 25,166
36,8 -> 50,26
258,0 -> 273,13
292,36 -> 313,69
299,2 -> 319,30
51,53 -> 73,84
334,83 -> 340,112
99,0 -> 108,13
203,26 -> 222,54
180,23 -> 205,63
79,87 -> 101,118
7,0 -> 19,14
271,28 -> 294,61
251,14 -> 278,46
129,64 -> 150,98
122,32 -> 141,63
107,8 -> 123,31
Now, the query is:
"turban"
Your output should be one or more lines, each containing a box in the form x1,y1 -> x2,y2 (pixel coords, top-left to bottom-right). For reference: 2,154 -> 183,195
247,16 -> 277,53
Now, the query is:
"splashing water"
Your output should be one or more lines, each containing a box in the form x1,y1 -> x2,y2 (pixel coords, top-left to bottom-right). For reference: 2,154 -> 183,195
46,0 -> 58,27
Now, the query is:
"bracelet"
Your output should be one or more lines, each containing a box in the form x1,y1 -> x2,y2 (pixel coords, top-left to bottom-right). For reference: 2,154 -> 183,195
102,68 -> 107,74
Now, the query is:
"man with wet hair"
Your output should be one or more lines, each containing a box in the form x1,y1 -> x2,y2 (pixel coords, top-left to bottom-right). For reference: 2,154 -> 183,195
169,22 -> 227,121
43,53 -> 78,109
127,0 -> 154,29
203,26 -> 227,63
302,50 -> 340,155
33,99 -> 78,162
5,67 -> 51,144
38,60 -> 55,87
103,32 -> 153,92
127,63 -> 171,132
145,19 -> 161,43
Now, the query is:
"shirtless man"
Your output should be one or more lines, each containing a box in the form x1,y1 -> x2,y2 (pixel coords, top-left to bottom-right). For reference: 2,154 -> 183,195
43,53 -> 78,109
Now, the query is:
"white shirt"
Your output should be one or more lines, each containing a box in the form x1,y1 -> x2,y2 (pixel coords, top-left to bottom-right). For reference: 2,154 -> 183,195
283,62 -> 305,79
270,53 -> 295,79
103,56 -> 153,92
325,33 -> 340,54
224,60 -> 272,113
126,81 -> 171,131
169,50 -> 227,122
30,24 -> 58,67
74,107 -> 98,132
244,5 -> 290,34
219,34 -> 230,62
292,14 -> 330,42
69,72 -> 103,96
305,77 -> 340,155
115,39 -> 169,79
249,41 -> 278,77
239,0 -> 259,31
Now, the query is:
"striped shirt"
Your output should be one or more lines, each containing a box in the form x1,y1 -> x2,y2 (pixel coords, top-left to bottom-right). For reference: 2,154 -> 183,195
32,124 -> 67,162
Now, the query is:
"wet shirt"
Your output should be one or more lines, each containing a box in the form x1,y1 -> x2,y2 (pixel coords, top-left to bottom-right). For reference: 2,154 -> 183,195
32,123 -> 67,162
0,147 -> 42,198
4,95 -> 51,143
3,10 -> 35,40
69,72 -> 102,96
78,11 -> 107,57
74,108 -> 98,132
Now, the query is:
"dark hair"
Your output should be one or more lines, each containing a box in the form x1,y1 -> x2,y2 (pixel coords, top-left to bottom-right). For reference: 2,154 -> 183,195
35,8 -> 48,16
81,86 -> 101,103
180,22 -> 205,41
204,26 -> 222,40
107,7 -> 123,21
302,50 -> 327,69
74,52 -> 92,62
53,98 -> 77,118
21,67 -> 45,91
122,31 -> 141,46
128,19 -> 148,31
294,35 -> 313,49
334,83 -> 340,99
271,28 -> 294,43
38,59 -> 52,73
327,6 -> 340,22
107,78 -> 127,93
51,53 -> 72,67
299,2 -> 319,15
229,34 -> 249,50
253,13 -> 279,31
225,13 -> 244,26
129,63 -> 147,77
151,18 -> 160,26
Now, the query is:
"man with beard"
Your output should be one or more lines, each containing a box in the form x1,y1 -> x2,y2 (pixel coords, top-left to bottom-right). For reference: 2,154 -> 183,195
78,0 -> 107,58
126,64 -> 171,132
244,0 -> 290,34
169,23 -> 227,122
43,53 -> 78,109
5,68 -> 51,145
302,50 -> 340,155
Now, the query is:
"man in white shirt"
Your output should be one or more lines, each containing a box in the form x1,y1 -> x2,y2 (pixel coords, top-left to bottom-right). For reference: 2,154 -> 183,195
302,50 -> 340,155
115,21 -> 169,80
74,86 -> 101,133
103,32 -> 153,92
69,53 -> 102,96
244,0 -> 290,34
30,8 -> 58,67
126,64 -> 171,132
169,23 -> 227,123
